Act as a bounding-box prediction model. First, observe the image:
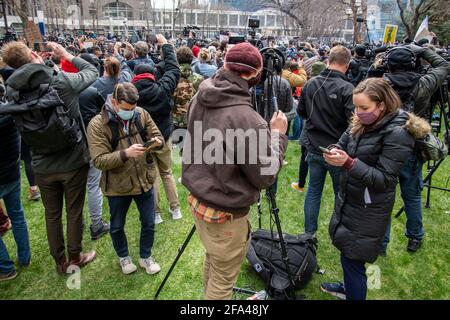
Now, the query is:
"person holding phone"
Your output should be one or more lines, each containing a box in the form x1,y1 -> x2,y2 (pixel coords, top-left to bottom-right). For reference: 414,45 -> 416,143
320,78 -> 426,300
87,82 -> 164,276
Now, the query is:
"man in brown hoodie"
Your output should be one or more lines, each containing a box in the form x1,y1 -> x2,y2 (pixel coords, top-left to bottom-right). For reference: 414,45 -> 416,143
182,43 -> 288,300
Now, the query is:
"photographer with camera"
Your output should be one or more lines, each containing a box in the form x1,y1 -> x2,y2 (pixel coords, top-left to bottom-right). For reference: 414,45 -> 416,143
298,45 -> 355,237
182,43 -> 288,300
348,44 -> 371,87
132,34 -> 182,224
0,41 -> 99,274
380,44 -> 449,254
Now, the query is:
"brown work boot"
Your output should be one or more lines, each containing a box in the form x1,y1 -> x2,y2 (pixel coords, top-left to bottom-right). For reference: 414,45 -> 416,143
28,186 -> 41,201
55,258 -> 69,275
69,251 -> 97,268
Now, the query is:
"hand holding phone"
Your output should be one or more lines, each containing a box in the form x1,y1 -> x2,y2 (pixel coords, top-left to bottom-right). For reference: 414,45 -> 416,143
144,137 -> 163,152
319,146 -> 333,154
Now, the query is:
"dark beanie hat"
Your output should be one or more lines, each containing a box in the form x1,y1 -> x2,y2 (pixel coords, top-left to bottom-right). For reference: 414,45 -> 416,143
387,47 -> 415,67
80,53 -> 99,67
225,42 -> 262,74
134,63 -> 154,75
355,44 -> 366,57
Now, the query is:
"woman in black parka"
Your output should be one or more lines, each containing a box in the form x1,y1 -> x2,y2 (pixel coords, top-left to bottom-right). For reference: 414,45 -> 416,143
319,78 -> 429,300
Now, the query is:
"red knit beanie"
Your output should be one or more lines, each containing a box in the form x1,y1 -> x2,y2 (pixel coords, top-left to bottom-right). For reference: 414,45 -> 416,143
192,45 -> 200,58
224,42 -> 263,75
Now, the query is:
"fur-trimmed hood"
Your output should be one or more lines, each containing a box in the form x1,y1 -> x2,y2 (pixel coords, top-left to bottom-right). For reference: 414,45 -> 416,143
405,112 -> 431,140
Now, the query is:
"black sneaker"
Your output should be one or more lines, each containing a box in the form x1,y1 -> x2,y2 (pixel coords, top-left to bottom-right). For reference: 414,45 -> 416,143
407,238 -> 422,252
320,282 -> 346,300
0,270 -> 17,281
90,221 -> 110,240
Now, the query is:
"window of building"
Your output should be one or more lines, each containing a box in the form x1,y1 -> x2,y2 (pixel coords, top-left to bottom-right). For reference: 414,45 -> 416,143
176,13 -> 185,25
219,14 -> 228,26
186,13 -> 196,25
163,11 -> 172,25
239,15 -> 248,26
197,13 -> 205,25
258,15 -> 265,27
229,14 -> 238,26
208,13 -> 218,26
266,15 -> 275,27
103,2 -> 133,20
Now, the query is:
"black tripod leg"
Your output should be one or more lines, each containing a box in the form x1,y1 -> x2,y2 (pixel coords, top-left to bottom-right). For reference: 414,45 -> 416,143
394,206 -> 405,219
267,190 -> 297,300
425,169 -> 432,209
154,225 -> 196,300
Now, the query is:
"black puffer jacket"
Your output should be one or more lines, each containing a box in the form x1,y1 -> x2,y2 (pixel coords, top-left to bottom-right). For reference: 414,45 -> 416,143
329,110 -> 427,263
133,44 -> 180,141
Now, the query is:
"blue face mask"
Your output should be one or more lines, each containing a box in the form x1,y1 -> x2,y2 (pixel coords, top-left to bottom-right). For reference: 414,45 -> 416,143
117,109 -> 134,121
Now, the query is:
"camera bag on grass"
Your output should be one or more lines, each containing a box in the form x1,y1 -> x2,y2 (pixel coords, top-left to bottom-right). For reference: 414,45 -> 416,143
246,229 -> 318,300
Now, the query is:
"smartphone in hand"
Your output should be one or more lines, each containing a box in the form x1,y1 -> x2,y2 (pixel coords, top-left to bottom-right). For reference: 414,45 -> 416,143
143,139 -> 158,152
318,146 -> 332,154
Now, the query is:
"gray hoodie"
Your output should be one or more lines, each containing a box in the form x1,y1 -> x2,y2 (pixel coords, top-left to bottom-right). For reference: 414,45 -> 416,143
182,68 -> 288,215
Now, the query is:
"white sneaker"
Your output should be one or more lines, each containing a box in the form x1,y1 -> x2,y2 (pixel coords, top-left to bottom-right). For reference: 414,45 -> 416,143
155,213 -> 163,224
169,207 -> 183,220
139,257 -> 161,275
119,256 -> 137,275
178,177 -> 182,184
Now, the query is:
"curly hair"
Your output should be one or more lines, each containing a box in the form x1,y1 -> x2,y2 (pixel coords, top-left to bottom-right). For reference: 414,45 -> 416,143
0,41 -> 33,69
176,46 -> 194,65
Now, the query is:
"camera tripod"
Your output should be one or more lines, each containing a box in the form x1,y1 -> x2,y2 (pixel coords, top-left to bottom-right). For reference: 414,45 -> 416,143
395,81 -> 450,218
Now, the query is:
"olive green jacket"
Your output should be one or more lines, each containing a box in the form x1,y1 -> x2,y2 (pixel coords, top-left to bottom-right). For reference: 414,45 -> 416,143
87,100 -> 164,197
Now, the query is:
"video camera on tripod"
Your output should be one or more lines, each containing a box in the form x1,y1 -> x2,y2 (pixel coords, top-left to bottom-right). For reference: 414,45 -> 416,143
182,25 -> 200,37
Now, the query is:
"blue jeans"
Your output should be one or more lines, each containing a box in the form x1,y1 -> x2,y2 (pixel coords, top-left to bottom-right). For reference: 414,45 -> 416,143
304,152 -> 342,234
341,254 -> 367,300
382,153 -> 424,250
107,188 -> 156,259
289,115 -> 302,140
0,178 -> 31,273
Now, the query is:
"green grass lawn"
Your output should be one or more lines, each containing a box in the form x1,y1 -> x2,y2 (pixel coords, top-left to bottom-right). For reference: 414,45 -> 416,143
1,141 -> 449,300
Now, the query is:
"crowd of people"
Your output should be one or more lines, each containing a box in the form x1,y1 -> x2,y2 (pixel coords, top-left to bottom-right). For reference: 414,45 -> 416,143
0,29 -> 449,301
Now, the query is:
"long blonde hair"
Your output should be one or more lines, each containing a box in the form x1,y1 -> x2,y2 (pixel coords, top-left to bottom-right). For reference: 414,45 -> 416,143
351,78 -> 402,136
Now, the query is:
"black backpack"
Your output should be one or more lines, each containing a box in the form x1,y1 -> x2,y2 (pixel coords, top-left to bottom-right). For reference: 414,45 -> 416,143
246,229 -> 318,300
0,79 -> 82,155
108,111 -> 149,151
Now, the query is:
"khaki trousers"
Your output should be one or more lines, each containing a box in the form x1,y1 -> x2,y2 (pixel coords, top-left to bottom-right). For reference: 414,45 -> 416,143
193,213 -> 251,300
153,139 -> 180,212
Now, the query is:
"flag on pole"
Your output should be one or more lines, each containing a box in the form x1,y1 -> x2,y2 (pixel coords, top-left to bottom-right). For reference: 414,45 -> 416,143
414,16 -> 433,42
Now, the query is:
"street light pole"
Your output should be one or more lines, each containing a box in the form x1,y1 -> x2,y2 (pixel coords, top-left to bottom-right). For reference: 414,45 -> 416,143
1,0 -> 8,31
